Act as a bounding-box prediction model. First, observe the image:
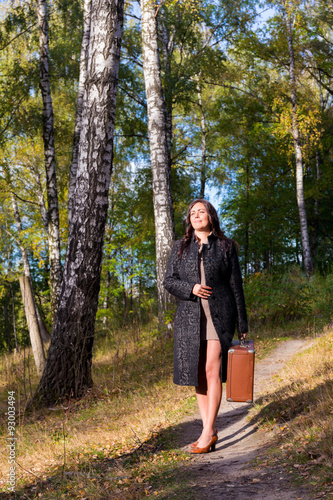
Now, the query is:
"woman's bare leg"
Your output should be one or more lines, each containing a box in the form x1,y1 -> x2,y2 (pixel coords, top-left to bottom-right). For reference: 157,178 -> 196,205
195,342 -> 208,432
195,340 -> 222,448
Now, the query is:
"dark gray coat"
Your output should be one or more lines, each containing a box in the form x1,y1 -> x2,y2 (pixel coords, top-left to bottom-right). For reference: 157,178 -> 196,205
163,233 -> 248,386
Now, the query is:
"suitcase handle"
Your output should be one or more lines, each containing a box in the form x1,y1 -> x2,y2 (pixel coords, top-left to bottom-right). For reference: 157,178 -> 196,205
239,340 -> 255,353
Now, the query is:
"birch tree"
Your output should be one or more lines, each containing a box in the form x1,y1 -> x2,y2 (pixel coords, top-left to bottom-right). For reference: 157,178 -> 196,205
284,2 -> 313,275
68,0 -> 92,224
33,0 -> 124,405
10,192 -> 50,343
1,165 -> 48,372
36,0 -> 62,320
197,84 -> 207,198
159,13 -> 174,168
140,0 -> 175,328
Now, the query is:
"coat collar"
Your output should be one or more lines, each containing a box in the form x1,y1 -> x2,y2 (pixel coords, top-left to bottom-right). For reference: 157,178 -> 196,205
191,231 -> 217,249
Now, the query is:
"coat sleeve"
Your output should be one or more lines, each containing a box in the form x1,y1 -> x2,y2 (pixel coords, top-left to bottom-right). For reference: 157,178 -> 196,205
229,242 -> 248,334
163,241 -> 198,301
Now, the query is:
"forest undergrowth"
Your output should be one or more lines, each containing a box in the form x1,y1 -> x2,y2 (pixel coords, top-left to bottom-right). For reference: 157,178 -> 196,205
0,270 -> 332,498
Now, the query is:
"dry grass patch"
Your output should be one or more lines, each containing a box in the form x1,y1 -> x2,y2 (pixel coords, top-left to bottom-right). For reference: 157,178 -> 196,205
0,329 -> 196,498
254,326 -> 333,495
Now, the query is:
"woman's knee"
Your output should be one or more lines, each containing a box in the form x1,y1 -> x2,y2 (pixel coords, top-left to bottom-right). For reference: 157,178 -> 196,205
205,361 -> 221,382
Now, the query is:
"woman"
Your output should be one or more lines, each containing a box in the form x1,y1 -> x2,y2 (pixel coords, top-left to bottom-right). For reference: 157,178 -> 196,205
163,199 -> 248,454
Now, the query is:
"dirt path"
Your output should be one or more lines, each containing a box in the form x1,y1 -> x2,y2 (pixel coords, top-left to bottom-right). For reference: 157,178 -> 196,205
179,339 -> 316,500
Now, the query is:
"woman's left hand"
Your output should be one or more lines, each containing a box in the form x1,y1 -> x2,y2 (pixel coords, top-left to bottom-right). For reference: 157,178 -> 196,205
239,332 -> 247,341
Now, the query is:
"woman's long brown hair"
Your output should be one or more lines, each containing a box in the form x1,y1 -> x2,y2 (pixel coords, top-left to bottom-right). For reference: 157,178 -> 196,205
178,199 -> 230,258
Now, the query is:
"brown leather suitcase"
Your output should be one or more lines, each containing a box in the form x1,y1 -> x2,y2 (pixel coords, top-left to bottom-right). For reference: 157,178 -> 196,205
226,340 -> 255,403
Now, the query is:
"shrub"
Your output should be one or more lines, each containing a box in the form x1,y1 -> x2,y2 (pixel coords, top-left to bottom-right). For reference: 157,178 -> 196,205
244,267 -> 312,328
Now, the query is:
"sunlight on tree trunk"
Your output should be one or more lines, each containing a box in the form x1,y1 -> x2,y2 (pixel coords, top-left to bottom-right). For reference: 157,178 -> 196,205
141,0 -> 175,331
7,172 -> 50,355
33,0 -> 124,406
19,276 -> 45,376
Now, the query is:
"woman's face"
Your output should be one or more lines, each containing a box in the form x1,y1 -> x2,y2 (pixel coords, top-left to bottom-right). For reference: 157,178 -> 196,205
190,202 -> 211,232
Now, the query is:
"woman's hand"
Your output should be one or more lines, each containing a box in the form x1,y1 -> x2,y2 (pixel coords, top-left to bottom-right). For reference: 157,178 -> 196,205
238,332 -> 248,341
192,284 -> 212,299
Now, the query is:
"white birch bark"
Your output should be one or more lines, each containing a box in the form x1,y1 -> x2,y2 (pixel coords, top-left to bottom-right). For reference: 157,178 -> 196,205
141,0 -> 175,325
36,0 -> 62,321
10,162 -> 51,343
34,0 -> 124,404
11,194 -> 47,371
159,16 -> 174,166
285,7 -> 313,276
313,74 -> 325,255
197,86 -> 207,198
19,276 -> 45,376
68,0 -> 92,224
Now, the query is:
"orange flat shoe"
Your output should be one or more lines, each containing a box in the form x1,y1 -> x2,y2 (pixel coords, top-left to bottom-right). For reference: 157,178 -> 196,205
190,435 -> 218,454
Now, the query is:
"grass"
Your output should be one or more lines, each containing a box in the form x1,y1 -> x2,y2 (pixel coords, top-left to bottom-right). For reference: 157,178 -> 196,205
253,323 -> 333,497
0,325 -> 197,499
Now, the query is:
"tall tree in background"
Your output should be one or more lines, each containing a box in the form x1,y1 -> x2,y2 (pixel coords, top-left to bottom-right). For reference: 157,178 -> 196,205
197,82 -> 208,198
1,164 -> 48,373
284,0 -> 313,275
36,0 -> 62,320
140,0 -> 175,329
34,0 -> 124,405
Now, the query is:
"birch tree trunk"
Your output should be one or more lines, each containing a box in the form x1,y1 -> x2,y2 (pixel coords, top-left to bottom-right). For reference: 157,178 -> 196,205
312,74 -> 325,257
197,86 -> 207,198
10,193 -> 47,370
19,277 -> 45,376
11,172 -> 51,343
141,0 -> 175,328
33,0 -> 124,405
312,150 -> 322,256
68,0 -> 92,224
159,16 -> 174,168
9,282 -> 18,352
285,7 -> 313,276
36,0 -> 62,321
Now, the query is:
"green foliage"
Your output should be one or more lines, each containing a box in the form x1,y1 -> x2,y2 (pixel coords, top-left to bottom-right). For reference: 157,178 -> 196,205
245,267 -> 313,327
310,273 -> 333,319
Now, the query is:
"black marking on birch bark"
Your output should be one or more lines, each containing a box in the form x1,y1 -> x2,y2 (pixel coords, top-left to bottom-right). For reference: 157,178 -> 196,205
32,0 -> 124,405
141,0 -> 175,328
36,0 -> 62,321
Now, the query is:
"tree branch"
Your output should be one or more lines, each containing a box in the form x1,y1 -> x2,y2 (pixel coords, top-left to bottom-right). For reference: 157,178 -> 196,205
305,68 -> 333,97
1,225 -> 22,248
0,22 -> 38,51
0,95 -> 26,138
12,191 -> 40,207
118,83 -> 147,108
114,133 -> 148,140
197,79 -> 281,121
124,12 -> 141,21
